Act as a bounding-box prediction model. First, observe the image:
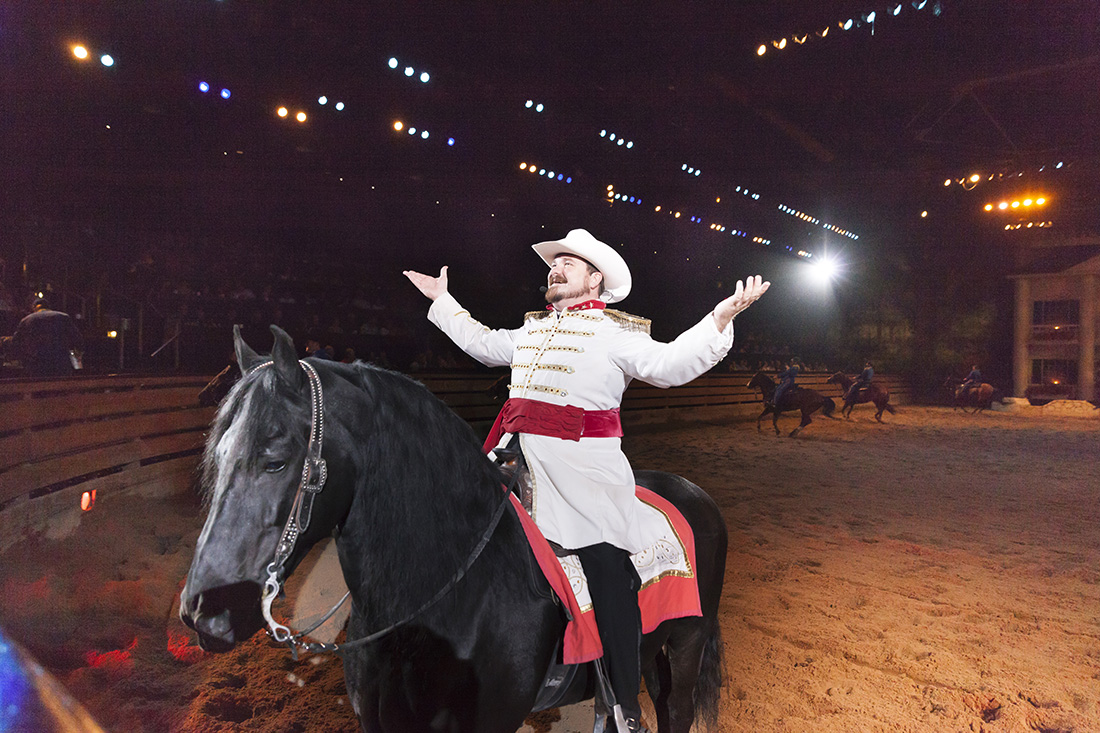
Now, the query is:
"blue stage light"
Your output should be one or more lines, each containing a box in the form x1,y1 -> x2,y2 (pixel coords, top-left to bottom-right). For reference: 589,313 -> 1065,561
336,102 -> 345,110
557,174 -> 563,180
100,54 -> 114,67
694,169 -> 701,176
420,72 -> 430,83
535,103 -> 543,112
404,66 -> 414,77
388,58 -> 398,69
421,130 -> 429,139
318,96 -> 328,105
447,137 -> 455,146
626,141 -> 633,149
526,100 -> 534,108
198,81 -> 210,93
566,177 -> 572,183
220,88 -> 231,99
600,129 -> 607,137
629,196 -> 635,202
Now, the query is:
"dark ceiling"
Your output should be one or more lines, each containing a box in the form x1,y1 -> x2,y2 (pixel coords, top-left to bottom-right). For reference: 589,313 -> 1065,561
4,1 -> 1100,271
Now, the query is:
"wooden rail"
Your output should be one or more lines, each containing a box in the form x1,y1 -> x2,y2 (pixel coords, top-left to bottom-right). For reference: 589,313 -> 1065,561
0,369 -> 909,550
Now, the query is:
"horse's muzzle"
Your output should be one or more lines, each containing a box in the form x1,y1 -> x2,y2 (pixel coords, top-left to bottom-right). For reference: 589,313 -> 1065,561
179,581 -> 264,652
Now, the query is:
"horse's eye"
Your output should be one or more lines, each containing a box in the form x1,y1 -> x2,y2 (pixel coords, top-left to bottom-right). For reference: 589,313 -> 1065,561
264,461 -> 287,474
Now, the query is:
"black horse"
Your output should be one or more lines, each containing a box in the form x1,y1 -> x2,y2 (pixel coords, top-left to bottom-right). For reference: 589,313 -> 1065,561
747,371 -> 835,437
180,326 -> 728,733
826,372 -> 897,423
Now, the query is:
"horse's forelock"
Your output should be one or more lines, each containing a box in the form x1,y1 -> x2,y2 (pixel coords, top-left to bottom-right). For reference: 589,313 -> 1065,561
200,367 -> 308,505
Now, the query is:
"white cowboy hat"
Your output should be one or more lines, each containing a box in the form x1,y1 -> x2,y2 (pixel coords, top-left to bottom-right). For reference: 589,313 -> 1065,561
531,228 -> 632,303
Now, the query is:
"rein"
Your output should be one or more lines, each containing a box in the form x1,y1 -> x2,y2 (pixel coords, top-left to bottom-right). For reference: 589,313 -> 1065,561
254,359 -> 513,659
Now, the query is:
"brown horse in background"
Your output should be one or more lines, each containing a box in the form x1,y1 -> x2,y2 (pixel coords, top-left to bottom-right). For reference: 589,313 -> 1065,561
748,371 -> 836,437
826,372 -> 896,423
945,379 -> 1002,414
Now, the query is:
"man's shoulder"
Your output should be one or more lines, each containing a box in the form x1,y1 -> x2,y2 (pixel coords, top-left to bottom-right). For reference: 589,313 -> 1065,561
602,309 -> 651,335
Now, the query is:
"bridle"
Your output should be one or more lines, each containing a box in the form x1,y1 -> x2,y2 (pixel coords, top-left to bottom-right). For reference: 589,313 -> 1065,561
253,359 -> 512,659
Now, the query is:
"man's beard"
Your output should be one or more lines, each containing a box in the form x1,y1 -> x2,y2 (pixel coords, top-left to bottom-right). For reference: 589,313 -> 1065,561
544,280 -> 586,304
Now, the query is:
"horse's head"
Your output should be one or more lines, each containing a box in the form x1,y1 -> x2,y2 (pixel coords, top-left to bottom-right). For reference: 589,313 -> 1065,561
826,372 -> 845,386
180,325 -> 352,651
747,371 -> 773,390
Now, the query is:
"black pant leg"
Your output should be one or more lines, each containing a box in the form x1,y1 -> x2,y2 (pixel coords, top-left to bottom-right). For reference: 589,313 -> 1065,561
575,542 -> 643,719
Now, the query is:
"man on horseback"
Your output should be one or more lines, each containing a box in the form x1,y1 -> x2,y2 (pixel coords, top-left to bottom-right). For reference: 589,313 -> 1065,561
405,228 -> 768,732
845,360 -> 874,403
770,357 -> 800,409
960,364 -> 982,399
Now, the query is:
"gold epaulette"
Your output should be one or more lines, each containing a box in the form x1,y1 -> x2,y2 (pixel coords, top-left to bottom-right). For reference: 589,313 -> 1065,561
604,309 -> 651,334
524,310 -> 552,322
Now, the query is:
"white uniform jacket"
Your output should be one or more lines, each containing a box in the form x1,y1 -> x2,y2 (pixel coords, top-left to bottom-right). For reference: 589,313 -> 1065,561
428,292 -> 734,553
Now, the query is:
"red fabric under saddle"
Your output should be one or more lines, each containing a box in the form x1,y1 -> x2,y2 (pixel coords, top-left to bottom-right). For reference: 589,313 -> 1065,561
509,486 -> 702,665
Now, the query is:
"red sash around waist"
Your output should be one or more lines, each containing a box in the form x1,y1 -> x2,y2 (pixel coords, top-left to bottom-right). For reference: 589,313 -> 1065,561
482,397 -> 623,452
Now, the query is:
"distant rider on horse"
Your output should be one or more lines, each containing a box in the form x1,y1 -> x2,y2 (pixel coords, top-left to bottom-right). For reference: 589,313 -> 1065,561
405,229 -> 769,733
960,365 -> 982,398
771,357 -> 801,408
845,360 -> 874,402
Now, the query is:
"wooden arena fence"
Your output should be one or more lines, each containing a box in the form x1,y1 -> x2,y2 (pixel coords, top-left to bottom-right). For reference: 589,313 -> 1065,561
0,370 -> 909,551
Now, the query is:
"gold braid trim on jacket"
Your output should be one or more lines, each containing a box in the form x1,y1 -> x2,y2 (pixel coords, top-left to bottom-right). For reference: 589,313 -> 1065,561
523,308 -> 651,334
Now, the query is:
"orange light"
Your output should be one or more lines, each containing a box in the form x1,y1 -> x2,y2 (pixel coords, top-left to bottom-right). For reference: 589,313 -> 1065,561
296,111 -> 307,123
393,120 -> 403,131
1023,198 -> 1033,206
969,173 -> 980,183
81,490 -> 97,511
998,202 -> 1008,210
757,44 -> 767,56
72,45 -> 89,60
654,205 -> 661,212
984,203 -> 993,211
519,162 -> 526,170
1011,201 -> 1020,208
1036,197 -> 1046,205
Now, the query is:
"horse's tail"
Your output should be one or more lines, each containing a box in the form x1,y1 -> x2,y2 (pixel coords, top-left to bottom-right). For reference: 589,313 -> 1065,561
822,397 -> 836,417
693,622 -> 724,731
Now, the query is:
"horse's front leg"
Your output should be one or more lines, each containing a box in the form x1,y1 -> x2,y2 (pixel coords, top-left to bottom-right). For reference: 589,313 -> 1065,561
756,408 -> 769,432
771,409 -> 781,436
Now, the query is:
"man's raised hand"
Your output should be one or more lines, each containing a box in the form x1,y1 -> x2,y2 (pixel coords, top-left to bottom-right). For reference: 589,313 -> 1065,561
712,275 -> 770,332
403,266 -> 449,301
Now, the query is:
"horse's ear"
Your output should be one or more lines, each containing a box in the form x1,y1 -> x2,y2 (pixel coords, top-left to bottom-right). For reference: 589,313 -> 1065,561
270,325 -> 304,390
233,324 -> 266,374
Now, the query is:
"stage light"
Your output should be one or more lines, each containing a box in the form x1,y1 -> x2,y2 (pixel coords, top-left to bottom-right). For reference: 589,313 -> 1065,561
1056,161 -> 1063,168
694,170 -> 701,176
536,103 -> 544,112
757,44 -> 767,56
420,72 -> 430,83
600,129 -> 607,137
220,88 -> 230,99
655,206 -> 661,212
921,210 -> 928,218
393,120 -> 403,131
626,141 -> 633,148
408,127 -> 416,134
892,3 -> 903,15
526,100 -> 533,108
610,133 -> 617,141
1023,198 -> 1033,206
335,102 -> 345,111
984,204 -> 993,211
100,54 -> 114,67
72,45 -> 89,60
1036,197 -> 1046,205
388,57 -> 398,69
199,81 -> 210,93
278,107 -> 289,118
519,162 -> 527,170
843,18 -> 854,30
530,165 -> 538,172
404,66 -> 414,77
913,0 -> 927,8
969,173 -> 980,182
810,257 -> 838,284
998,201 -> 1008,210
817,27 -> 829,37
557,174 -> 563,181
547,171 -> 554,178
616,139 -> 623,146
296,111 -> 307,122
421,130 -> 429,139
318,96 -> 328,105
866,11 -> 876,23
944,179 -> 951,186
566,177 -> 572,183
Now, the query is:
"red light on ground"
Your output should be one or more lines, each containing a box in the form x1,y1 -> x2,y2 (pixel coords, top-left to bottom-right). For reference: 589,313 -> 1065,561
81,490 -> 97,511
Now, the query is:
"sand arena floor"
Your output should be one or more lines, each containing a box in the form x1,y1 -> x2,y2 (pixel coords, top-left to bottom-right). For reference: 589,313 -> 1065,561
1,405 -> 1098,732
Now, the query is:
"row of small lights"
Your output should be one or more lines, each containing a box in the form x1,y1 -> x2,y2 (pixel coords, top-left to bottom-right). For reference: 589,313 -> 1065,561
944,162 -> 1066,189
387,57 -> 430,84
1004,221 -> 1053,230
520,162 -> 574,184
756,1 -> 941,56
599,130 -> 635,148
394,121 -> 456,146
681,164 -> 702,177
778,204 -> 860,240
525,100 -> 546,112
606,186 -> 785,251
983,196 -> 1048,212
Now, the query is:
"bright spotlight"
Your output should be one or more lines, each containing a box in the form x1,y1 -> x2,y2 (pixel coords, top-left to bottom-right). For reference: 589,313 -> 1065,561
296,111 -> 307,122
536,103 -> 544,112
335,102 -> 344,110
72,45 -> 89,60
893,3 -> 903,15
421,130 -> 429,139
220,88 -> 230,99
277,106 -> 289,118
757,44 -> 767,56
100,54 -> 114,67
447,137 -> 455,146
843,18 -> 854,30
526,100 -> 533,108
318,96 -> 328,105
388,57 -> 398,69
199,81 -> 210,93
404,66 -> 414,77
393,120 -> 404,131
810,257 -> 839,285
420,72 -> 430,83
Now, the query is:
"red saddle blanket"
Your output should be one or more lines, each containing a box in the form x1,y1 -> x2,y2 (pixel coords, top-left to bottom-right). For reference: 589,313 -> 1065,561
509,486 -> 702,665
